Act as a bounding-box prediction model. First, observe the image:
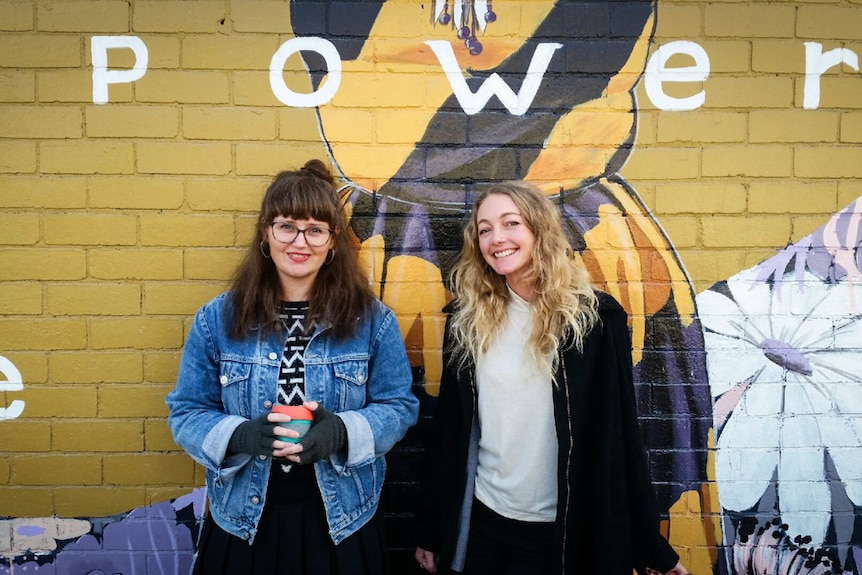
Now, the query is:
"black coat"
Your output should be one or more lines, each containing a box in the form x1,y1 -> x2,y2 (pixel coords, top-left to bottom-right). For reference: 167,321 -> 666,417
415,291 -> 680,574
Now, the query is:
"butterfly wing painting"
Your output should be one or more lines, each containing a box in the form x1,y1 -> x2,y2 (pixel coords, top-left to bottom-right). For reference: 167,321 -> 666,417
289,0 -> 715,570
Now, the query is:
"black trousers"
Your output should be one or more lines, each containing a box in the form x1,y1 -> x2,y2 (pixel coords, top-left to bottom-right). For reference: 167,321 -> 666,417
461,498 -> 555,575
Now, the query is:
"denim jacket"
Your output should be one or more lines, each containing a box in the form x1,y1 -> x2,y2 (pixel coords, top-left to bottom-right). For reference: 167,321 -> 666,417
166,292 -> 418,544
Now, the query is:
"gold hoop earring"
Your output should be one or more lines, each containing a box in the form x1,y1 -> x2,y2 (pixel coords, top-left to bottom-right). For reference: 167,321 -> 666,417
260,240 -> 271,259
324,249 -> 335,265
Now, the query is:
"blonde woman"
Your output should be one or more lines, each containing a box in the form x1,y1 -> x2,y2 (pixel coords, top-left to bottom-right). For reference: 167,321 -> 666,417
414,181 -> 687,575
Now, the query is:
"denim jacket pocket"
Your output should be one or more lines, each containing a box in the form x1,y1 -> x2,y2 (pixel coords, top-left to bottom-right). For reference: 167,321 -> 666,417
219,360 -> 252,417
333,359 -> 369,411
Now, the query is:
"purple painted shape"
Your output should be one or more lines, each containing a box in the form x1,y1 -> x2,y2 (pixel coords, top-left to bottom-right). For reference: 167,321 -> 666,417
760,338 -> 813,375
6,492 -> 200,575
147,550 -> 194,575
55,549 -> 147,575
67,533 -> 100,550
172,487 -> 205,518
402,204 -> 436,251
16,525 -> 47,536
102,519 -> 193,551
370,195 -> 388,238
756,197 -> 862,287
634,318 -> 712,501
102,501 -> 195,552
16,561 -> 56,574
366,195 -> 443,267
130,498 -> 194,523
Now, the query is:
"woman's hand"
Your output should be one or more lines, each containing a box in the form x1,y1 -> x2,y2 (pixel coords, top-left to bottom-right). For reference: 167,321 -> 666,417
272,401 -> 347,464
414,547 -> 438,573
268,410 -> 301,456
227,413 -> 279,456
646,561 -> 688,575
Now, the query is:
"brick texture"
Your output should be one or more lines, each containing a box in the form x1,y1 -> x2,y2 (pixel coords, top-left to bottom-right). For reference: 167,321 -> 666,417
37,1 -> 129,33
1,3 -> 861,574
0,1 -> 34,31
0,282 -> 42,314
0,70 -> 36,102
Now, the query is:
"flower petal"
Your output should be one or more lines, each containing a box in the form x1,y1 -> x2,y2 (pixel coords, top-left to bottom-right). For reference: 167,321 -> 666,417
698,289 -> 743,336
776,441 -> 831,542
715,413 -> 779,511
705,341 -> 765,398
818,415 -> 862,505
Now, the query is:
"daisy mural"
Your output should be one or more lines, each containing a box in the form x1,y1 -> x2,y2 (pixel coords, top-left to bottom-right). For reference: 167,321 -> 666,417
697,198 -> 862,575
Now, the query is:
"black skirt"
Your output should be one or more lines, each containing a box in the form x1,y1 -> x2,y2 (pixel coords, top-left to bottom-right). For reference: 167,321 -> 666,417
193,463 -> 389,575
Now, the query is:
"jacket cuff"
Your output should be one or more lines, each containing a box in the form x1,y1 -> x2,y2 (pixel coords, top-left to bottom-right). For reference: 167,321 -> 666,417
331,411 -> 374,471
645,538 -> 680,574
202,415 -> 246,469
414,520 -> 438,554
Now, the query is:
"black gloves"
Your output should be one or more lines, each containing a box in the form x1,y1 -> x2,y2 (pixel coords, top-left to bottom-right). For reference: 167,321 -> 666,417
225,407 -> 347,463
297,405 -> 347,464
227,413 -> 277,457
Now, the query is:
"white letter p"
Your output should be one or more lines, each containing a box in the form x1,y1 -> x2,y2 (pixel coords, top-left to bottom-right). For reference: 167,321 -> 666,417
92,36 -> 149,105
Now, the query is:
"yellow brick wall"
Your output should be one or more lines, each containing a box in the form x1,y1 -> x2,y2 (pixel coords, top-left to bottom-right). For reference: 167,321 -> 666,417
626,0 -> 862,293
0,1 -> 859,558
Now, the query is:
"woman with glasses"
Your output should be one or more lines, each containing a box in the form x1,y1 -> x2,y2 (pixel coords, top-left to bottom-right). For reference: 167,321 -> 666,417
166,159 -> 419,575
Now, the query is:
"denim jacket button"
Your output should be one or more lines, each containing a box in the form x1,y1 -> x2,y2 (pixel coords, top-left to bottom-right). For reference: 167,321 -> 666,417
357,374 -> 365,383
242,531 -> 250,540
219,375 -> 228,384
263,400 -> 273,408
268,352 -> 278,360
258,454 -> 267,460
251,496 -> 260,505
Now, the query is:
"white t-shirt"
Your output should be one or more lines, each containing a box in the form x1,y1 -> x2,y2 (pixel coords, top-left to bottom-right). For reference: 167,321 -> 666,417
474,288 -> 558,522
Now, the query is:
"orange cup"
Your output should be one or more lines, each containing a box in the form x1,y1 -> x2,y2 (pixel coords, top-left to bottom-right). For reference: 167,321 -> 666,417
271,405 -> 313,443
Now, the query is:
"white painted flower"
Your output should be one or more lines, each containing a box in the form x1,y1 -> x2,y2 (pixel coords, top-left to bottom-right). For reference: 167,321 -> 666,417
697,268 -> 862,544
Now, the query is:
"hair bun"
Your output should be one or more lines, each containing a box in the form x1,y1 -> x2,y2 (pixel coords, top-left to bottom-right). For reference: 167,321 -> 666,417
301,159 -> 335,186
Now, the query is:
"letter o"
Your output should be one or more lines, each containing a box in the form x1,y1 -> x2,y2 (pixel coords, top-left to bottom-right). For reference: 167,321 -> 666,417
270,37 -> 342,108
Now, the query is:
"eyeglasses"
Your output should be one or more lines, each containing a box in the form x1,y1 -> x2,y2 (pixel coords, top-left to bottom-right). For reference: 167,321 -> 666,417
270,221 -> 333,247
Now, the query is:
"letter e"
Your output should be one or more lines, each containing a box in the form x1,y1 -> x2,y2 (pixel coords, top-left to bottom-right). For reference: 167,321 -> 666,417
0,355 -> 24,420
645,41 -> 710,112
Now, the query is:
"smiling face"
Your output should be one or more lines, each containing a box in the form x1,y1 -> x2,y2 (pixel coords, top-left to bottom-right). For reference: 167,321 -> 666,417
267,216 -> 334,302
476,193 -> 537,300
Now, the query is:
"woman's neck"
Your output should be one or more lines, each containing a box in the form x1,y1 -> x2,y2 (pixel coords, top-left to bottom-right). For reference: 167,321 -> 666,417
506,280 -> 533,302
279,281 -> 312,303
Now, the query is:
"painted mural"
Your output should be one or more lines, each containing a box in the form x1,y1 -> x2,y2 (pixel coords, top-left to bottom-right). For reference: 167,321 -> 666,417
289,1 -> 713,568
1,490 -> 202,574
2,0 -> 861,574
697,199 -> 862,575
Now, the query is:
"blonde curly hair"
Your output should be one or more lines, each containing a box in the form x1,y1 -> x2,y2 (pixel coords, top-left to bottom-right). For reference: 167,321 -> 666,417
448,181 -> 598,379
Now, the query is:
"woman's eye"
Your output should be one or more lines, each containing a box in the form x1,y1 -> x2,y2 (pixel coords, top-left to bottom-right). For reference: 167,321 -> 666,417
308,227 -> 325,236
278,223 -> 295,232
478,227 -> 490,236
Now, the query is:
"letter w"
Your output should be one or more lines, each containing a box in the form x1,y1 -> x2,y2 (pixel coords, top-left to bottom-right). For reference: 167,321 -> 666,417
425,40 -> 563,116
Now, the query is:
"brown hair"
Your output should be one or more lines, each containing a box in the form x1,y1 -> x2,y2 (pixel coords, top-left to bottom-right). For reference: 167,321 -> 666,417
228,159 -> 373,339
